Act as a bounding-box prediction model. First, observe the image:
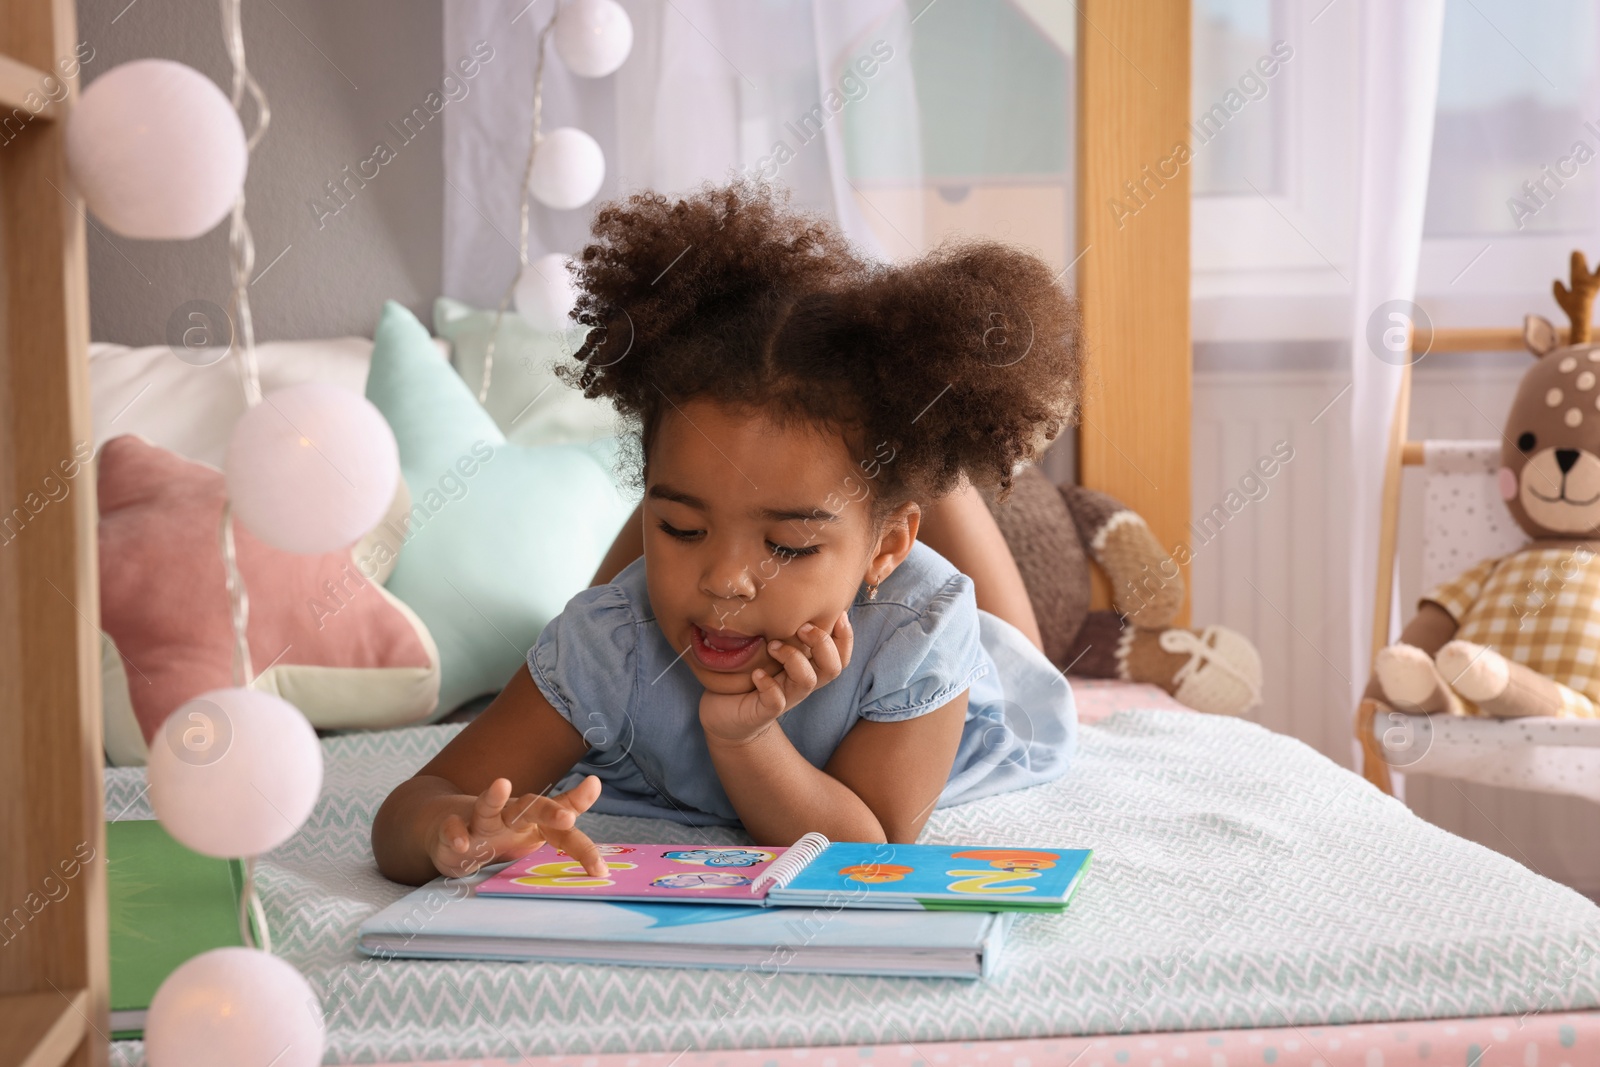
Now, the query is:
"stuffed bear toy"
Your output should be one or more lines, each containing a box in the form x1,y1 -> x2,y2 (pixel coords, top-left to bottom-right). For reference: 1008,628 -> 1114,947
1370,251 -> 1600,720
983,466 -> 1263,716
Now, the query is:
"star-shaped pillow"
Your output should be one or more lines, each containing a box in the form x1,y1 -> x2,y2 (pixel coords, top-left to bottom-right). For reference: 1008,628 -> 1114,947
365,301 -> 637,715
97,435 -> 441,753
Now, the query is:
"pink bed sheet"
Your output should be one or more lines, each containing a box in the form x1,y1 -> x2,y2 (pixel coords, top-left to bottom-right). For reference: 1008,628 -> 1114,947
378,1008 -> 1599,1066
1071,677 -> 1188,724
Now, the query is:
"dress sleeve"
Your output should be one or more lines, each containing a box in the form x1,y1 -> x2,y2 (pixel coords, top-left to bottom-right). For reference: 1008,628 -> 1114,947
1421,555 -> 1498,623
857,572 -> 990,722
526,583 -> 639,755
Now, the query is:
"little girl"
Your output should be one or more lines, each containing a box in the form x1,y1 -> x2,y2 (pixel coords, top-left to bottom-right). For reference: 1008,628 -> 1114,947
373,183 -> 1084,886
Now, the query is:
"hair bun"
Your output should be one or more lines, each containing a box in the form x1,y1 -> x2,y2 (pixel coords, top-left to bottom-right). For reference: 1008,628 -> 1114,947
819,238 -> 1084,498
566,181 -> 863,407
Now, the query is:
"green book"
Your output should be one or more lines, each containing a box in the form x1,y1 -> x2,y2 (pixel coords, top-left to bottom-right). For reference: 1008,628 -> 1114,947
107,820 -> 255,1039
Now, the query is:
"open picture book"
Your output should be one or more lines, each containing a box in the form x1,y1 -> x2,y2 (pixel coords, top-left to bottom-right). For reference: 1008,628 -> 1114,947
475,832 -> 1092,912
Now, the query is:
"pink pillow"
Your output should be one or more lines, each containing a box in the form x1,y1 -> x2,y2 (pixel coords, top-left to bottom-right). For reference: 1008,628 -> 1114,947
98,435 -> 438,743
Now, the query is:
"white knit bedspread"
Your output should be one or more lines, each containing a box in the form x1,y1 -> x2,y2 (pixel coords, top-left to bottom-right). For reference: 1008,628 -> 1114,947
106,708 -> 1600,1064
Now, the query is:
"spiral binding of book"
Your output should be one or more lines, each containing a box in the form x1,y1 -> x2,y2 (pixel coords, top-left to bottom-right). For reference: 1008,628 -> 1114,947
750,831 -> 831,895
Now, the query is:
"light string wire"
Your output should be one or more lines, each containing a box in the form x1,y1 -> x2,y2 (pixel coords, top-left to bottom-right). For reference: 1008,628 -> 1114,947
222,0 -> 270,408
479,2 -> 564,403
220,0 -> 271,952
219,502 -> 255,688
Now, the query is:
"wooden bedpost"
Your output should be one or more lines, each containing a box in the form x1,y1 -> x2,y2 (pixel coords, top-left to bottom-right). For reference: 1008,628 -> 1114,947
0,0 -> 108,1063
1075,0 -> 1193,623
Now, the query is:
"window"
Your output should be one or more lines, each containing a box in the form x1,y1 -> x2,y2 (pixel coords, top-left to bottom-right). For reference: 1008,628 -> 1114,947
841,0 -> 1074,271
1189,0 -> 1357,341
1190,0 -> 1600,341
1424,0 -> 1600,237
1191,0 -> 1283,196
1417,0 -> 1600,327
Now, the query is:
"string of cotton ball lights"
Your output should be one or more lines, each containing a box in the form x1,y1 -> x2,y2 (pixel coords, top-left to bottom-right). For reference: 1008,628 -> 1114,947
220,0 -> 271,407
219,502 -> 255,688
478,0 -> 633,403
142,683 -> 326,1063
62,0 -> 415,1062
64,60 -> 246,240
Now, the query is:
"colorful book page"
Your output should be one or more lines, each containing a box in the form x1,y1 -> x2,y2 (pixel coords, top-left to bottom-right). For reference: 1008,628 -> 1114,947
775,843 -> 1091,904
475,843 -> 787,902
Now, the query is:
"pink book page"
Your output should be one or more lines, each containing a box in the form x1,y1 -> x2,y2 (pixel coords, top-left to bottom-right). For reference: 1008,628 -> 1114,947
475,843 -> 788,902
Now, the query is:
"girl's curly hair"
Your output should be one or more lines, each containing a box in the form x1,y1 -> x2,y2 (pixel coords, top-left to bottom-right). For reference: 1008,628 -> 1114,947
561,181 -> 1082,514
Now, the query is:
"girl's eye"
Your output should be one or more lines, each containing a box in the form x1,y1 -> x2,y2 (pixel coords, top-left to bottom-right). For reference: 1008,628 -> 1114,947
767,540 -> 820,560
657,520 -> 703,541
656,520 -> 817,558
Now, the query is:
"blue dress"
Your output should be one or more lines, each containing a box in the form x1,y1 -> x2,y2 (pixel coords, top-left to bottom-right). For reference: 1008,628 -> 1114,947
527,540 -> 1076,826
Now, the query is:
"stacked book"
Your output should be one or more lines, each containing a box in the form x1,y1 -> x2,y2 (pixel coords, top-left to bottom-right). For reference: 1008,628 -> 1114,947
358,833 -> 1092,979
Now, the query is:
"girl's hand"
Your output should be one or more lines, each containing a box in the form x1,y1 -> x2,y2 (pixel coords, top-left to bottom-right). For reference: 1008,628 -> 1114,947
699,613 -> 854,745
429,775 -> 607,879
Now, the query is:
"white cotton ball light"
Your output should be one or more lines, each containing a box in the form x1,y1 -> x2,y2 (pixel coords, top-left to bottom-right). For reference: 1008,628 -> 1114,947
145,947 -> 324,1067
528,127 -> 605,210
554,0 -> 634,78
514,253 -> 578,332
65,59 -> 247,240
148,688 -> 323,859
226,383 -> 399,555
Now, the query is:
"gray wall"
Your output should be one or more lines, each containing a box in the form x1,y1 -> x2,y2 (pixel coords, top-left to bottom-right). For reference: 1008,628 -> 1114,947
78,0 -> 443,344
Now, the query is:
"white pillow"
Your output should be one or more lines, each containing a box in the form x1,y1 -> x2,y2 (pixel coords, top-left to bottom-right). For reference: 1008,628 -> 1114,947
89,336 -> 450,469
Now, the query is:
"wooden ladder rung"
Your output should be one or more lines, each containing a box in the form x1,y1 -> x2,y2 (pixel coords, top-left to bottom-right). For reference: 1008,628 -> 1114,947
0,55 -> 58,119
0,988 -> 89,1067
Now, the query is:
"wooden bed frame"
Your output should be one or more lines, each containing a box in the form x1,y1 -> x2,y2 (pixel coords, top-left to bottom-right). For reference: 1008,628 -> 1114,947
0,2 -> 1190,1064
0,1 -> 107,1065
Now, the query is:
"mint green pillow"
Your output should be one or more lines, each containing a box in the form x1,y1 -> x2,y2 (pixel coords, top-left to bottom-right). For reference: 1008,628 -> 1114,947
366,301 -> 638,716
433,297 -> 618,449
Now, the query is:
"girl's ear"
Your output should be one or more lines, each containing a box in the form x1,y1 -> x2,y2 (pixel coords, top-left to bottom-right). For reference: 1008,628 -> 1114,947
866,501 -> 921,584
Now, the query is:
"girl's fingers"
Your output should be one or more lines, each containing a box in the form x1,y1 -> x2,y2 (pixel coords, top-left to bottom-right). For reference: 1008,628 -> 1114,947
802,622 -> 843,682
549,825 -> 608,877
751,668 -> 788,714
439,812 -> 470,854
833,612 -> 855,669
769,639 -> 818,691
470,778 -> 513,836
557,774 -> 602,815
541,778 -> 605,874
504,792 -> 574,833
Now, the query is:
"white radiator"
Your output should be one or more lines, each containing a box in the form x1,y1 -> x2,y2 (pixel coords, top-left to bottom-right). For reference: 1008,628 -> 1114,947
1193,363 -> 1600,895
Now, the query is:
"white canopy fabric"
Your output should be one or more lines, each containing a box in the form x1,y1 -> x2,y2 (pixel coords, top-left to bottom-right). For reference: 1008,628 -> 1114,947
440,0 -> 915,309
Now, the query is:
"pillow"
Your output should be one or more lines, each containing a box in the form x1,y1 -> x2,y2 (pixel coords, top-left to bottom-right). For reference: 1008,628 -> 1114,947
433,297 -> 618,448
90,335 -> 450,470
97,435 -> 441,764
101,631 -> 146,766
367,301 -> 638,716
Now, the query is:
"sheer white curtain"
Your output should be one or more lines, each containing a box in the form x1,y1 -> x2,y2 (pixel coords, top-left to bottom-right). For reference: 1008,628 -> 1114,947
1346,0 -> 1446,720
441,0 -> 914,308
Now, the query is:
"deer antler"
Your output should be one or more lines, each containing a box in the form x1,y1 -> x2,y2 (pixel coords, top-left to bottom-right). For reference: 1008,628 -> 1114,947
1553,250 -> 1600,344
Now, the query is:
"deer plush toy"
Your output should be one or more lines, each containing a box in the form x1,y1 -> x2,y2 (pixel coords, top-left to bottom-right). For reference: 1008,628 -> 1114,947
1371,251 -> 1600,720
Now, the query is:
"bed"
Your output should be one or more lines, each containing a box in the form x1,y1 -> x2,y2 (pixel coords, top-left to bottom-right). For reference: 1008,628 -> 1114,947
100,699 -> 1600,1066
12,3 -> 1600,1067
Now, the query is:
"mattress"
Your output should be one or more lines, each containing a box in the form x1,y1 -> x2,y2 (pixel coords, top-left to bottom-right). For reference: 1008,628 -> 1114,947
105,702 -> 1600,1065
361,1009 -> 1600,1067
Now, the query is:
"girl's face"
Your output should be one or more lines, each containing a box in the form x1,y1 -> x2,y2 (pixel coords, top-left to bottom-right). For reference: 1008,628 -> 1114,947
643,399 -> 917,697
